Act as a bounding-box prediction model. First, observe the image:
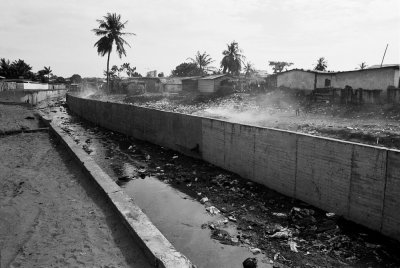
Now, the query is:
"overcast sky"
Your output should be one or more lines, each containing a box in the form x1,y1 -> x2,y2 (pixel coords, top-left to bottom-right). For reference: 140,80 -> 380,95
1,0 -> 399,78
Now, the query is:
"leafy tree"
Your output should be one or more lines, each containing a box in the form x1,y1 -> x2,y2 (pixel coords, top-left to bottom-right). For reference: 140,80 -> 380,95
171,62 -> 201,77
120,62 -> 141,77
56,76 -> 66,83
221,41 -> 245,75
36,69 -> 49,82
314,57 -> 328,71
243,62 -> 256,77
268,61 -> 293,73
70,74 -> 82,84
110,65 -> 120,78
358,62 -> 367,70
0,58 -> 11,78
92,13 -> 135,91
158,72 -> 164,77
188,51 -> 214,75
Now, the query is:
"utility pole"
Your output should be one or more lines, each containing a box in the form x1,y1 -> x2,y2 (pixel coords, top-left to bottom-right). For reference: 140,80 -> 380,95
380,44 -> 388,67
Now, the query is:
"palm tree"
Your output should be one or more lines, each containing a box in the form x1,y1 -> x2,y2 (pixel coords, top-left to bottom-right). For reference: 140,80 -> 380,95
358,62 -> 367,70
314,57 -> 328,71
243,62 -> 255,77
92,13 -> 135,92
188,51 -> 214,75
221,41 -> 245,75
44,66 -> 52,82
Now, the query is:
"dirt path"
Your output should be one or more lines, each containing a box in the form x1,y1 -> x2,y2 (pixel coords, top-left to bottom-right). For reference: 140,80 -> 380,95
0,104 -> 151,267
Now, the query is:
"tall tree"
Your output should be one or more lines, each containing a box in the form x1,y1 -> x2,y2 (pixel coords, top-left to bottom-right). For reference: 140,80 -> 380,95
314,57 -> 328,71
10,59 -> 33,78
92,13 -> 135,91
188,51 -> 214,75
43,66 -> 52,81
171,62 -> 201,77
243,62 -> 256,77
70,74 -> 82,84
358,62 -> 367,70
268,61 -> 293,73
0,58 -> 11,78
221,41 -> 245,75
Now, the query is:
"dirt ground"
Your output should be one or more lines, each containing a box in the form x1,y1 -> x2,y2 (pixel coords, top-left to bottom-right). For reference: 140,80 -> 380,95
0,104 -> 151,268
44,98 -> 400,268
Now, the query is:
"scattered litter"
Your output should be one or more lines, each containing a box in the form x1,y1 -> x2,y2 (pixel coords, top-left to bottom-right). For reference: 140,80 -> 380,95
326,212 -> 336,218
172,155 -> 179,159
270,228 -> 292,239
228,215 -> 237,222
243,257 -> 257,268
200,197 -> 209,203
145,154 -> 151,161
249,247 -> 262,255
288,240 -> 299,252
230,237 -> 239,245
206,206 -> 220,215
272,212 -> 288,218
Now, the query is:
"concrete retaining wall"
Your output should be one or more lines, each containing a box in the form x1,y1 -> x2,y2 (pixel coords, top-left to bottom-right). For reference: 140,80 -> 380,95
0,89 -> 67,105
67,94 -> 400,241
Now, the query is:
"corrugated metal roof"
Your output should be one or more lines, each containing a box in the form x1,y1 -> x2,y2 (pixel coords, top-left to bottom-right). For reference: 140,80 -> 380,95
198,74 -> 229,80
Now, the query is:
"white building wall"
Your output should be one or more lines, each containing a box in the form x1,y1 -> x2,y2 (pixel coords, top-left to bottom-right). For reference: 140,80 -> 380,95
394,69 -> 399,88
277,70 -> 315,90
332,68 -> 397,91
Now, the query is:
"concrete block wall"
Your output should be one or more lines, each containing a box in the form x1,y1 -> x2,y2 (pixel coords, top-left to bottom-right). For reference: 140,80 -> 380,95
67,94 -> 400,241
0,89 -> 66,105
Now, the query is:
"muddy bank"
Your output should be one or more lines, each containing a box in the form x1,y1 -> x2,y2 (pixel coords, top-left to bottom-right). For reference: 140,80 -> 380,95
0,104 -> 151,267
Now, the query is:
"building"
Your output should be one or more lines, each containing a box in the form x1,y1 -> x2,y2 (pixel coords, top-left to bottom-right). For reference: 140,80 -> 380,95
275,65 -> 400,92
181,76 -> 202,92
197,74 -> 231,93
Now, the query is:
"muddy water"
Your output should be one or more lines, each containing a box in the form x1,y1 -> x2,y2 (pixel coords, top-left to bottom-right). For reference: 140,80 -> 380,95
46,105 -> 272,268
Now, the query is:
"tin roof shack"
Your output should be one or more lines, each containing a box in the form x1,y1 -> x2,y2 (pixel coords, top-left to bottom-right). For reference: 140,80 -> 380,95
182,76 -> 202,92
159,77 -> 183,93
117,77 -> 162,94
198,74 -> 231,94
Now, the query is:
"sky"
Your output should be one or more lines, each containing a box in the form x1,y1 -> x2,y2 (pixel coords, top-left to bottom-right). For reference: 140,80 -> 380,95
1,0 -> 399,78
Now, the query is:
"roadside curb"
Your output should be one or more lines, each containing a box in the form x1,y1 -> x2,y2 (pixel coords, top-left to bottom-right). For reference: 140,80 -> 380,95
38,112 -> 195,268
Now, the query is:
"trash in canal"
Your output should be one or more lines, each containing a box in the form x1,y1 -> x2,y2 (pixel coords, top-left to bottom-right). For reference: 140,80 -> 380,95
243,257 -> 257,268
206,206 -> 220,215
116,176 -> 132,186
249,247 -> 262,255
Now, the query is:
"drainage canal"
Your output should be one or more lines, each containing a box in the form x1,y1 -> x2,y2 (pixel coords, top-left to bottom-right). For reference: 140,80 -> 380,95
46,105 -> 272,268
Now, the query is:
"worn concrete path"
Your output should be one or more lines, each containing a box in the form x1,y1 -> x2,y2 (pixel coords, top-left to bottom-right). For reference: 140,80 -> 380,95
0,104 -> 151,267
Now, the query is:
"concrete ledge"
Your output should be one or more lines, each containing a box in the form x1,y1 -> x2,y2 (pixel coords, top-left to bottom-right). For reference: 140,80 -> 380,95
38,113 -> 194,268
